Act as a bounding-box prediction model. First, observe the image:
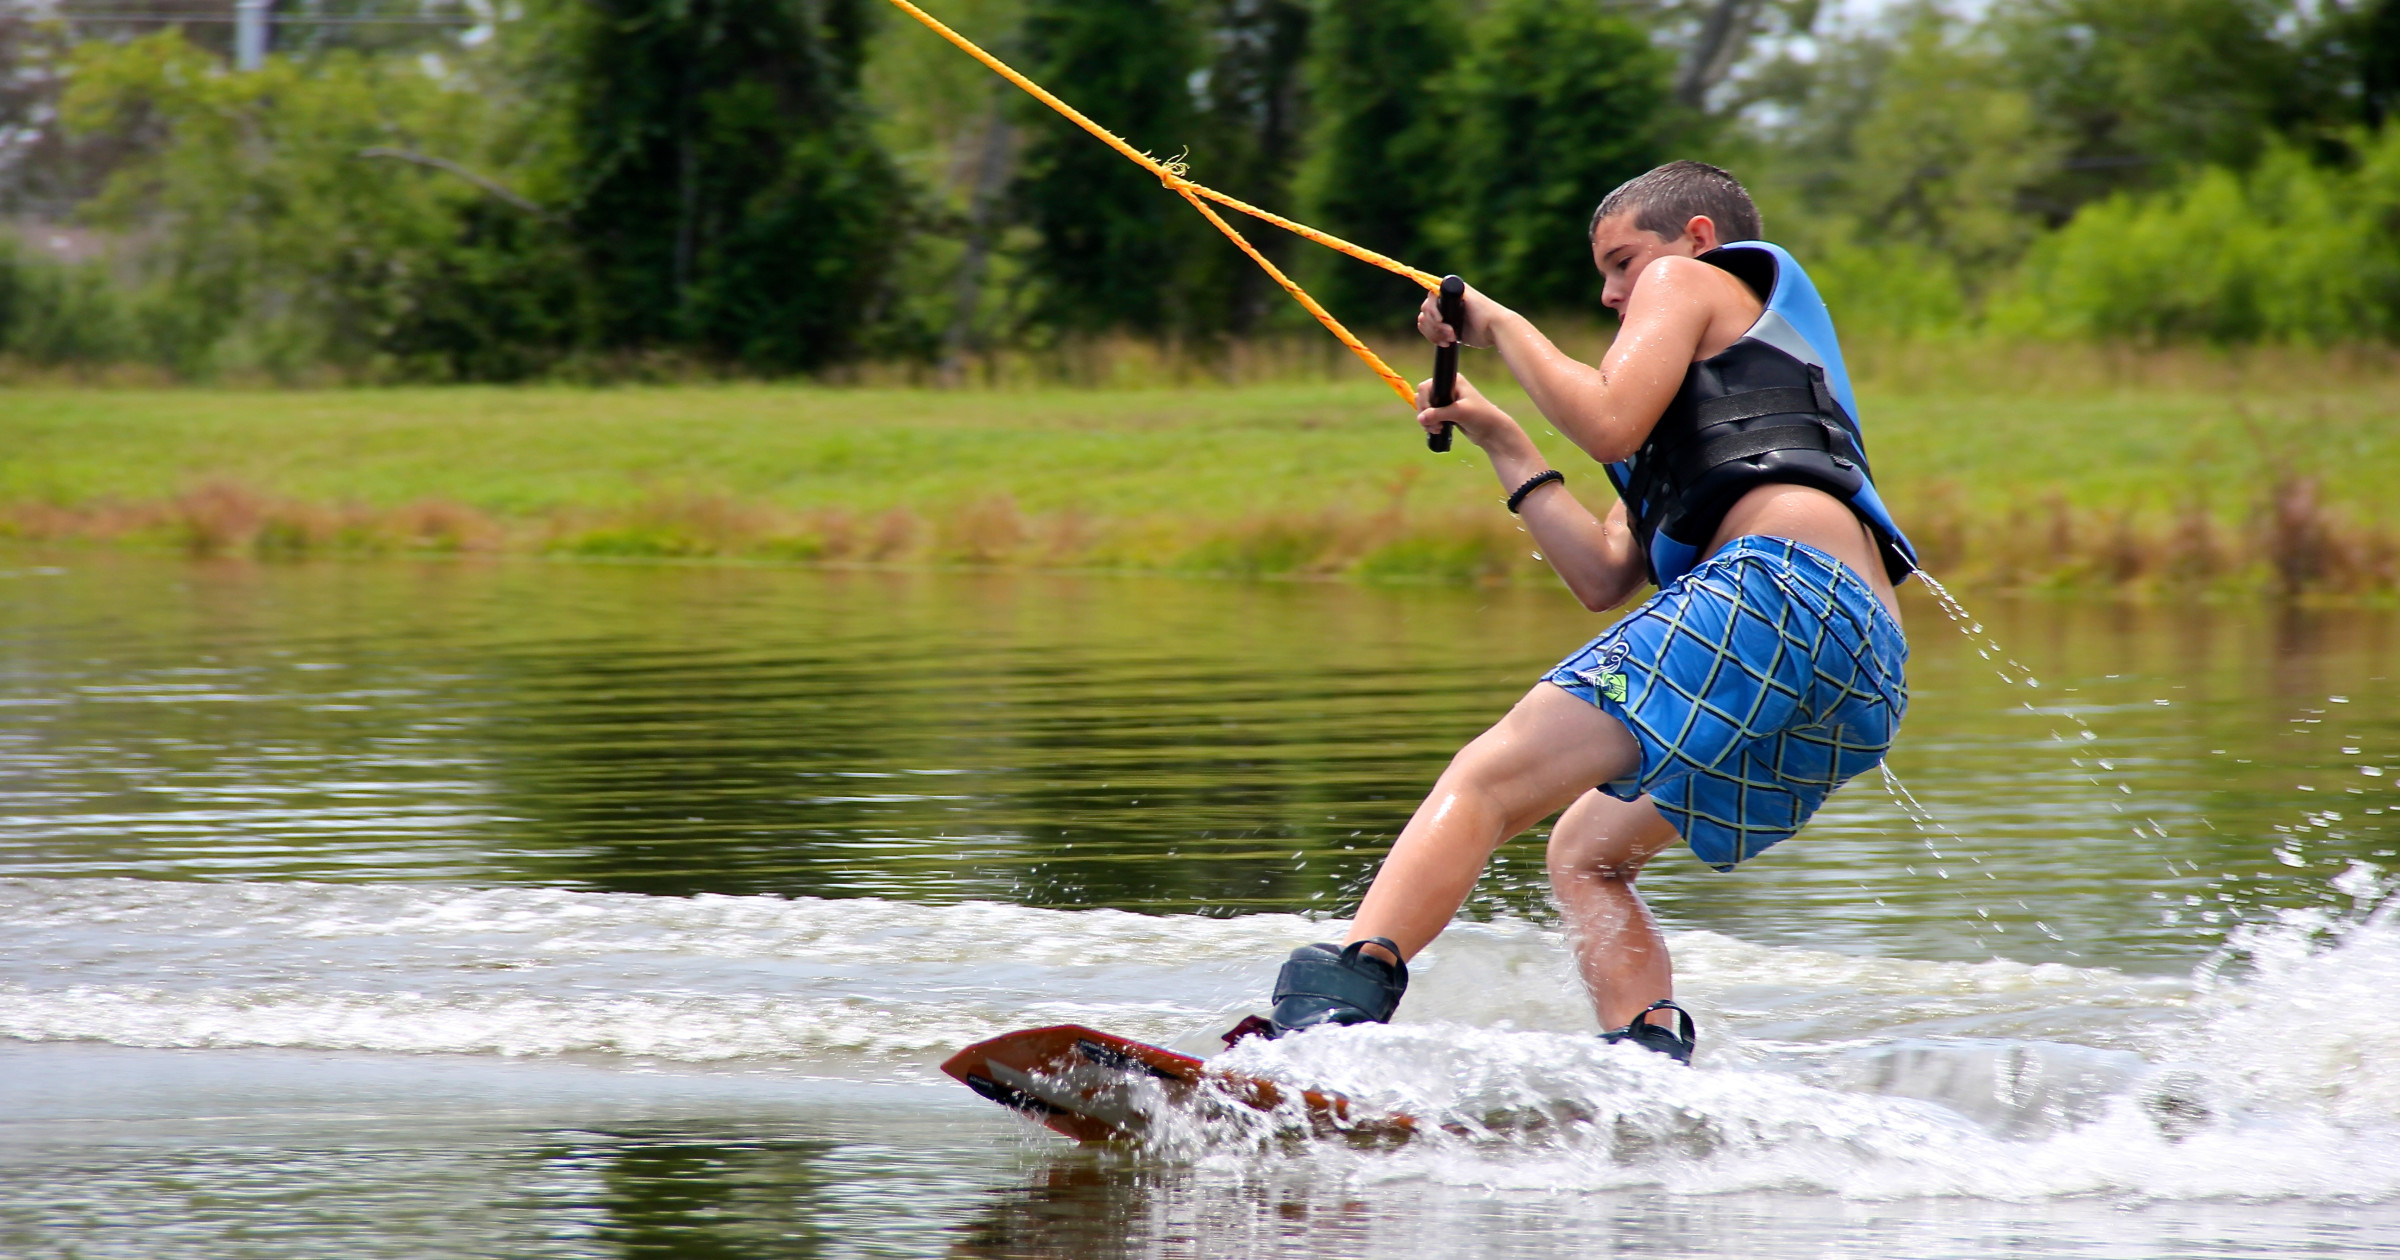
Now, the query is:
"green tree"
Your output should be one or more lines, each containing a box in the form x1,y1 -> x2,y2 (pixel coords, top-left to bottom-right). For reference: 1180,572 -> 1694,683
61,31 -> 543,377
1293,0 -> 1462,330
1189,0 -> 1313,333
378,198 -> 593,381
860,0 -> 1030,364
1995,129 -> 2400,343
1741,0 -> 2366,335
1011,0 -> 1202,333
1828,14 -> 2064,281
2356,0 -> 2400,128
562,0 -> 903,369
1995,0 -> 2340,209
1433,0 -> 1680,314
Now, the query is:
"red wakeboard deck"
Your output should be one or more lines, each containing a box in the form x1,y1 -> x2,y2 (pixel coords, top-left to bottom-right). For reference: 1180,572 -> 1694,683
941,1024 -> 1415,1144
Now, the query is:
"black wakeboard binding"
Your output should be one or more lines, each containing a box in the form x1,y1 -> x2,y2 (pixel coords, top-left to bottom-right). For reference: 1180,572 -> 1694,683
1601,998 -> 1696,1064
1267,938 -> 1409,1035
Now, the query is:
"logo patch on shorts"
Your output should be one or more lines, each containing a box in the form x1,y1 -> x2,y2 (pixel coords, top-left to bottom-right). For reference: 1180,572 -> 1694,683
1578,642 -> 1631,704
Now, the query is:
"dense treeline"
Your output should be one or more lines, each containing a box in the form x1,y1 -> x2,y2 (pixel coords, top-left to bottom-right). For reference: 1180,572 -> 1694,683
0,0 -> 2395,379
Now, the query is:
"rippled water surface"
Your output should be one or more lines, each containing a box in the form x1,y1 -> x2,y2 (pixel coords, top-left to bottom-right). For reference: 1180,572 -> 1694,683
4,551 -> 2399,1258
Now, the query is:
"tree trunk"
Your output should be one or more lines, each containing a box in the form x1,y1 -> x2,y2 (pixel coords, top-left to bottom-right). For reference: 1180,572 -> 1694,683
940,99 -> 1017,386
1675,0 -> 1762,111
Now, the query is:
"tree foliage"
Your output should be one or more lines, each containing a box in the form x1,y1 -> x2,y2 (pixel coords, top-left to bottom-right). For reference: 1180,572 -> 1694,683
60,32 -> 542,376
2366,0 -> 2400,128
1746,0 -> 2395,340
562,0 -> 903,368
1996,129 -> 2400,343
1292,0 -> 1462,330
1189,0 -> 1313,333
1433,0 -> 1681,313
1011,0 -> 1202,333
18,0 -> 2400,376
1996,0 -> 2351,209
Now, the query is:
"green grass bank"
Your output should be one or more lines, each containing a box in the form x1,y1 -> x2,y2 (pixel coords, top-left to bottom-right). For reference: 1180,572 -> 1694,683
4,342 -> 2396,594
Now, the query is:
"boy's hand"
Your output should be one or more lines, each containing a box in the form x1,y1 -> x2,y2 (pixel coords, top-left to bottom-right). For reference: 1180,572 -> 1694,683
1417,280 -> 1502,349
1415,372 -> 1536,467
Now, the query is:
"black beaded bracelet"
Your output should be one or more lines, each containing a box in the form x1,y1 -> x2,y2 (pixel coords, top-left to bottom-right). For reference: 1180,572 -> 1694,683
1506,469 -> 1564,514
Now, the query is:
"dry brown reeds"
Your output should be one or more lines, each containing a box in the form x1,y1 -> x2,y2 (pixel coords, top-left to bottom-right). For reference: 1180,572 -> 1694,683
4,473 -> 2394,597
934,496 -> 1027,564
0,482 -> 512,558
1888,469 -> 2398,597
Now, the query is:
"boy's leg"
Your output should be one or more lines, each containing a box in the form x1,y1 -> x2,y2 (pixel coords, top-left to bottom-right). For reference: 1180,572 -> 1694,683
1545,789 -> 1683,1031
1341,682 -> 1642,964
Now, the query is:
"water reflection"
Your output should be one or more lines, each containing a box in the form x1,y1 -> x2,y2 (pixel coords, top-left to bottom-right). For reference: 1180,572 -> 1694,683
531,1131 -> 834,1259
951,1158 -> 1160,1260
947,1147 -> 2400,1260
1,552 -> 2394,969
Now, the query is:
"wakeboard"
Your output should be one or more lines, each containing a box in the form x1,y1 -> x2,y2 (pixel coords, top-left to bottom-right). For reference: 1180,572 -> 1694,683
941,1024 -> 1415,1144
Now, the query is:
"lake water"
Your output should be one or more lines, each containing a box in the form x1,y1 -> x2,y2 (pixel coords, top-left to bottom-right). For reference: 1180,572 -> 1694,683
3,551 -> 2398,1258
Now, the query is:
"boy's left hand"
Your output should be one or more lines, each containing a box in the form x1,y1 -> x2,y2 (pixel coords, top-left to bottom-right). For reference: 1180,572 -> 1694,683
1416,372 -> 1535,465
1417,279 -> 1501,348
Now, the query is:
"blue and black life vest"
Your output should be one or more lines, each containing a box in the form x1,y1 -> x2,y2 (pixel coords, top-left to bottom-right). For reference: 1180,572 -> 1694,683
1604,241 -> 1918,589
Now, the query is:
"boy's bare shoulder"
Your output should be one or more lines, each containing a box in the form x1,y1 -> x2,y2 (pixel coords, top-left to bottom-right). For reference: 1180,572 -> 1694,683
1630,253 -> 1763,336
1636,253 -> 1752,302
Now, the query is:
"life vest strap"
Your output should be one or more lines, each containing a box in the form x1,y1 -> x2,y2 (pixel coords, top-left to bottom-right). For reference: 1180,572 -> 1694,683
1694,386 -> 1821,427
1671,423 -> 1841,485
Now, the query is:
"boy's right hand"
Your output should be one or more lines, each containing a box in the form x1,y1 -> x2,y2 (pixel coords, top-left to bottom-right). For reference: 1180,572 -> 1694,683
1417,279 -> 1500,348
1416,371 -> 1535,465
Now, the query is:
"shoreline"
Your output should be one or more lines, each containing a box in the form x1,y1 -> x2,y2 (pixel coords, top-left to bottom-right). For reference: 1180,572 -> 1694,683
6,512 -> 2394,604
3,362 -> 2394,596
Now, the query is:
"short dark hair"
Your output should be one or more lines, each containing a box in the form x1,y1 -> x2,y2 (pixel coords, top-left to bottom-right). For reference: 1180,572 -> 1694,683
1588,161 -> 1761,244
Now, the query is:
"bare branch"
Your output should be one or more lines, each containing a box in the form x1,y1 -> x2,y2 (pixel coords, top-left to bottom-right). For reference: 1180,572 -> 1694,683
1676,0 -> 1765,111
356,146 -> 552,220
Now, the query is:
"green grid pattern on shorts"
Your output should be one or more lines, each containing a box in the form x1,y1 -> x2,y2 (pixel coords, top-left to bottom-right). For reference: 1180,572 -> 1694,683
1549,538 -> 1904,868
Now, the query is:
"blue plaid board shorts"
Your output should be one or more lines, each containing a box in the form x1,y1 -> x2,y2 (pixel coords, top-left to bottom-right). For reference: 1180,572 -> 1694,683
1544,537 -> 1908,870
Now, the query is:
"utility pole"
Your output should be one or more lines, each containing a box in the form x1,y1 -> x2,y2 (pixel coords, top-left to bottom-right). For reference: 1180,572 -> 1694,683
234,0 -> 270,70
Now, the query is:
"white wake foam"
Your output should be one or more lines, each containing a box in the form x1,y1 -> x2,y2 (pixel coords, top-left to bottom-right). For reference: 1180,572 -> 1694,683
9,876 -> 2400,1201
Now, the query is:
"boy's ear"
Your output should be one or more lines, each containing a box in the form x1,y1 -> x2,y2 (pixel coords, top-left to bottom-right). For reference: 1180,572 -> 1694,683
1683,215 -> 1721,254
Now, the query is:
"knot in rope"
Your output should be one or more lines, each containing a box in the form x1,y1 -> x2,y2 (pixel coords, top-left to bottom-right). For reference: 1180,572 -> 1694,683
880,0 -> 1442,409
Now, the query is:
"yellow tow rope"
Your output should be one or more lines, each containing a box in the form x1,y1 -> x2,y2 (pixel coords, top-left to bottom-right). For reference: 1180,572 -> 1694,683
880,0 -> 1437,408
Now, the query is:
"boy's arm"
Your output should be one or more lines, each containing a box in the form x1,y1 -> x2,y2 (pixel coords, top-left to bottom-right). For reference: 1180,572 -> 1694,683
1417,373 -> 1647,613
1418,259 -> 1721,463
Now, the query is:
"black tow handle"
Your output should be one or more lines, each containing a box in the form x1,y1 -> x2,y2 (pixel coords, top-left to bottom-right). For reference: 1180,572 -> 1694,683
1427,275 -> 1466,453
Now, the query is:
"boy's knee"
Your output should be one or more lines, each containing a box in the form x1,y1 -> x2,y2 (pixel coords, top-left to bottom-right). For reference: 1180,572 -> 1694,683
1546,833 -> 1643,883
1545,793 -> 1677,880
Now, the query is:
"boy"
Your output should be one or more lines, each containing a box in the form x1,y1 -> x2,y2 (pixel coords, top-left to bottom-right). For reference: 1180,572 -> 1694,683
1260,162 -> 1916,1062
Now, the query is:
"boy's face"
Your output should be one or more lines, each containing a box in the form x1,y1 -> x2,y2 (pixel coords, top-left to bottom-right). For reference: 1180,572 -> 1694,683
1588,212 -> 1717,314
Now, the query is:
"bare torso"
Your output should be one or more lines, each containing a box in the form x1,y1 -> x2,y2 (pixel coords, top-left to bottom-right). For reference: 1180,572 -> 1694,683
1710,485 -> 1902,622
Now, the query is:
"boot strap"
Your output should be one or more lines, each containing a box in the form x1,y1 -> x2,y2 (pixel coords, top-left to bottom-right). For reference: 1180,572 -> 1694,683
1271,938 -> 1408,1018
